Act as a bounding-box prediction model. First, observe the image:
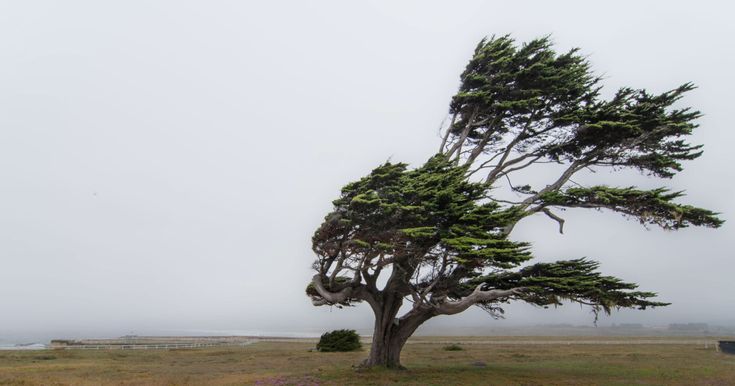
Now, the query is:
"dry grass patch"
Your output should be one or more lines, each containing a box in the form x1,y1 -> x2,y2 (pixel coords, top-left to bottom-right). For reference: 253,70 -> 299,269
0,338 -> 733,385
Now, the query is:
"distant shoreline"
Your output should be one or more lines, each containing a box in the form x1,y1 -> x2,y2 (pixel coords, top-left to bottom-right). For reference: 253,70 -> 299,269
3,323 -> 733,349
4,334 -> 734,352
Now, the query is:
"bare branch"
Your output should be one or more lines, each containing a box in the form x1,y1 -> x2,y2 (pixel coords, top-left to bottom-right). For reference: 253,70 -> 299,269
310,274 -> 354,306
328,251 -> 348,287
421,252 -> 448,298
490,198 -> 524,205
439,113 -> 458,153
541,208 -> 566,234
445,107 -> 479,159
504,174 -> 516,191
492,155 -> 542,180
466,151 -> 506,177
465,116 -> 503,165
520,159 -> 587,208
435,285 -> 525,315
486,152 -> 537,184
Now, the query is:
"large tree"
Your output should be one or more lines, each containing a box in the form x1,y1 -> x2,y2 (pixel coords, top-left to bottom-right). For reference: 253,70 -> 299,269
306,35 -> 722,369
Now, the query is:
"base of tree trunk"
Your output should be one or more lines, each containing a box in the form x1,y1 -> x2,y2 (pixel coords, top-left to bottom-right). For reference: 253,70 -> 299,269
362,339 -> 406,370
359,358 -> 407,370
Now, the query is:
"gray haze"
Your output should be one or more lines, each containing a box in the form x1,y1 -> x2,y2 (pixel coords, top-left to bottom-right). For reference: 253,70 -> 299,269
1,1 -> 733,342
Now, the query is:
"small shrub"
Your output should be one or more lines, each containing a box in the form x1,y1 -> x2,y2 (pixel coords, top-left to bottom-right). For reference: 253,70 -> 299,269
316,329 -> 361,352
32,355 -> 56,360
443,343 -> 464,351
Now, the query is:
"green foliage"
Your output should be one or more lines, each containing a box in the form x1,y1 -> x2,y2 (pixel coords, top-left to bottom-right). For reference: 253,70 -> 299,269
312,156 -> 532,286
539,186 -> 722,229
547,84 -> 704,178
448,35 -> 704,180
309,34 -> 722,331
443,344 -> 464,351
450,35 -> 598,137
473,258 -> 669,321
312,154 -> 691,315
316,329 -> 362,352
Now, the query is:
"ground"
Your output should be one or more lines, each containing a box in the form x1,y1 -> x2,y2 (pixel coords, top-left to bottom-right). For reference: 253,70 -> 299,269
1,337 -> 733,385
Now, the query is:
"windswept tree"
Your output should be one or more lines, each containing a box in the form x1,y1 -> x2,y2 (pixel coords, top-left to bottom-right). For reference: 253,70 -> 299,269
306,35 -> 722,369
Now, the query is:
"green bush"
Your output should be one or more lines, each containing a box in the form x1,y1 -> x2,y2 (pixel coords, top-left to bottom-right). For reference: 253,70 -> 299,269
32,355 -> 57,360
316,329 -> 362,352
443,343 -> 463,351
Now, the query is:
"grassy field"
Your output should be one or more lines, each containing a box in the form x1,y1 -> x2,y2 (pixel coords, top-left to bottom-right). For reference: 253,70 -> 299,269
1,337 -> 734,385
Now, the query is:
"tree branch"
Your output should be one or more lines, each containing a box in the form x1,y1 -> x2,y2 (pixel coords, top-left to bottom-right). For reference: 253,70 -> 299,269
434,284 -> 525,315
445,107 -> 479,159
541,208 -> 565,234
439,113 -> 458,153
465,115 -> 504,165
310,274 -> 355,306
520,159 -> 587,208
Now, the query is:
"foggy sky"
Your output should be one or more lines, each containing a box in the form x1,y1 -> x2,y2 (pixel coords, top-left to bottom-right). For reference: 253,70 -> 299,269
1,1 -> 733,342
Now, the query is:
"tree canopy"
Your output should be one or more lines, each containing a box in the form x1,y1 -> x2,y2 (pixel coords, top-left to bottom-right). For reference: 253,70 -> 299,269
306,35 -> 722,369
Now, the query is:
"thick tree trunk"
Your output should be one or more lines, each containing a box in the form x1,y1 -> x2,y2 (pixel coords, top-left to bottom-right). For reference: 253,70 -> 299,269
362,293 -> 433,369
364,332 -> 406,369
362,292 -> 405,368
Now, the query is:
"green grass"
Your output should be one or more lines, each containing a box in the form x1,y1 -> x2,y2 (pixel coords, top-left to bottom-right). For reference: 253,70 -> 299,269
0,338 -> 733,385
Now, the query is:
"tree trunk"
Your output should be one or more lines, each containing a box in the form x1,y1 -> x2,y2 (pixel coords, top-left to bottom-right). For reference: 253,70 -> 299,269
362,292 -> 404,368
364,329 -> 406,369
362,293 -> 433,369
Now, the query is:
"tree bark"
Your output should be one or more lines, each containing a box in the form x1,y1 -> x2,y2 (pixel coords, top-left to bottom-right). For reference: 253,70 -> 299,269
362,285 -> 525,368
362,292 -> 404,368
364,328 -> 405,369
362,294 -> 433,369
311,272 -> 523,369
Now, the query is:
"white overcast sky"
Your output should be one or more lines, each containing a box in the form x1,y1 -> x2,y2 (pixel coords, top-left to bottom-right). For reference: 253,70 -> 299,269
1,1 -> 733,341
